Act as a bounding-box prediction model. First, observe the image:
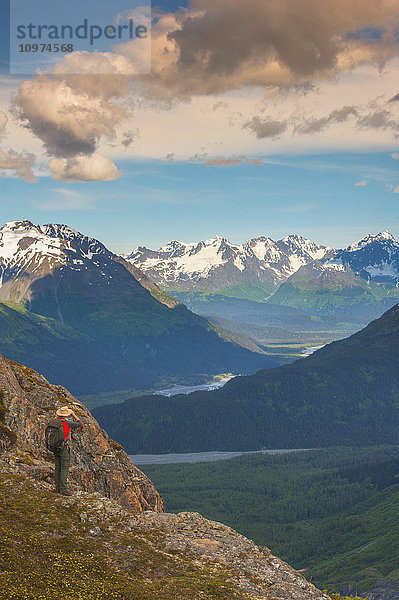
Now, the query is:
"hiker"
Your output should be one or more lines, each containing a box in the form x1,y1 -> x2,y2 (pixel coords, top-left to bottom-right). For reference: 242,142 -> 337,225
46,406 -> 83,496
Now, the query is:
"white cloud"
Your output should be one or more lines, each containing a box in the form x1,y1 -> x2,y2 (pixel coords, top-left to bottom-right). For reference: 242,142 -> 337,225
48,154 -> 122,182
48,187 -> 83,197
355,179 -> 368,186
36,187 -> 92,210
1,1 -> 399,180
0,147 -> 37,182
13,76 -> 128,158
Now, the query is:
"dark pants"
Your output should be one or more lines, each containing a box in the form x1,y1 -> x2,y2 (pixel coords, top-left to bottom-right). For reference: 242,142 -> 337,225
54,447 -> 70,493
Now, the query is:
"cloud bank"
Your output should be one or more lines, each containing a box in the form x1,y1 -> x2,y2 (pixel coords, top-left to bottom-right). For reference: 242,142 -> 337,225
205,155 -> 264,166
5,0 -> 399,183
139,0 -> 399,98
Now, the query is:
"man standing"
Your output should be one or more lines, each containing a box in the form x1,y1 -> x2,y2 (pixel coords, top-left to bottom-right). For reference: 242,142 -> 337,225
54,406 -> 83,496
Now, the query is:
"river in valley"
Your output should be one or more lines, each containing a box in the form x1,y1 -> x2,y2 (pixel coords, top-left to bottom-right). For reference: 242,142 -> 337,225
130,448 -> 309,465
153,375 -> 235,397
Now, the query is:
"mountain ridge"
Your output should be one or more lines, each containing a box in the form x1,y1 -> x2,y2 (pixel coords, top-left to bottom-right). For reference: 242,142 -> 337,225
93,303 -> 399,453
0,220 -> 284,396
126,233 -> 330,295
125,230 -> 399,312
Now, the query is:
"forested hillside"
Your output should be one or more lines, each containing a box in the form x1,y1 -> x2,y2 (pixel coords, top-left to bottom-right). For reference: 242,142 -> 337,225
94,304 -> 399,453
141,447 -> 399,600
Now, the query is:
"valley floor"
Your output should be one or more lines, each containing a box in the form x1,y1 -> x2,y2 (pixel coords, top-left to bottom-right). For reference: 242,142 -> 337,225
140,446 -> 399,600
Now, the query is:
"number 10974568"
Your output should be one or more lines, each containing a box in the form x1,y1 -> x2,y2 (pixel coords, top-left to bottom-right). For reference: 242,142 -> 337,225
18,43 -> 74,53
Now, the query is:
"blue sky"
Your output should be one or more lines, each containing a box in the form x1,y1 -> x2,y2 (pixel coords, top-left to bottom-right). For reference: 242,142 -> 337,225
2,151 -> 398,253
0,0 -> 399,253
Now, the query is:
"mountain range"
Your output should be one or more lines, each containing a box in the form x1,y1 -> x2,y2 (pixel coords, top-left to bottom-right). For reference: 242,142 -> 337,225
126,231 -> 399,315
93,303 -> 399,453
127,233 -> 330,299
0,221 -> 283,396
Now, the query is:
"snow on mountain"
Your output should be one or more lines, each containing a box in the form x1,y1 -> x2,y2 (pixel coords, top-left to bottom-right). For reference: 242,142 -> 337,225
126,234 -> 330,291
324,231 -> 399,283
126,230 -> 399,293
2,221 -> 398,303
0,220 -> 179,309
346,230 -> 396,252
0,220 -> 113,287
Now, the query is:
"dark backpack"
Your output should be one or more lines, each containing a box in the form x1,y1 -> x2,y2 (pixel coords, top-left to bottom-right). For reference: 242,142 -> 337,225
45,418 -> 68,452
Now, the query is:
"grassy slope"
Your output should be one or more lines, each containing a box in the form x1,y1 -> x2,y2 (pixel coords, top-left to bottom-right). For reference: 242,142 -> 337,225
27,275 -> 280,379
0,471 -> 364,600
266,273 -> 399,315
0,300 -> 155,395
140,447 -> 399,596
0,472 -> 246,600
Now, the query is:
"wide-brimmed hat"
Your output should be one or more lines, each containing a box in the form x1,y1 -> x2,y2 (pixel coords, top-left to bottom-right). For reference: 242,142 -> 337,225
56,406 -> 72,417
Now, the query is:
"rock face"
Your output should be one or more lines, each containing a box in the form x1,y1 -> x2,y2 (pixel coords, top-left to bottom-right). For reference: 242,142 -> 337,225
0,352 -> 163,512
0,470 -> 331,600
132,510 -> 330,600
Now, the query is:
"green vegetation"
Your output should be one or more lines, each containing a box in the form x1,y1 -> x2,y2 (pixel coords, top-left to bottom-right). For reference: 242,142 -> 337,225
0,473 -> 248,600
327,595 -> 367,600
0,300 -> 157,395
266,272 -> 399,315
0,290 -> 281,397
215,282 -> 275,302
169,291 -> 373,341
94,303 -> 399,453
140,447 -> 399,597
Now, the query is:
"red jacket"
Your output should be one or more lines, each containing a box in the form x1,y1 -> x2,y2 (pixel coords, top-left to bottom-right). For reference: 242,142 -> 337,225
57,416 -> 83,448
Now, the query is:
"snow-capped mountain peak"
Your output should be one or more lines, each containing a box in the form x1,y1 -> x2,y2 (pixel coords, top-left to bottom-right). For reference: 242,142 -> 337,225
0,220 -> 125,299
0,220 -> 65,262
347,230 -> 396,252
326,230 -> 399,283
125,233 -> 330,291
125,230 -> 399,292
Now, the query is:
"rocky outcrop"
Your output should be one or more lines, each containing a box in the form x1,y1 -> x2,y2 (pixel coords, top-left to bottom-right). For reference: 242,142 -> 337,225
131,510 -> 330,600
0,353 -> 163,512
0,352 -> 335,599
0,470 -> 332,600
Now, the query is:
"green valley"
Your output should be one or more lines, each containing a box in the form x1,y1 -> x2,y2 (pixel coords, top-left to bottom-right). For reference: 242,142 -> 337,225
140,446 -> 399,599
93,303 -> 399,453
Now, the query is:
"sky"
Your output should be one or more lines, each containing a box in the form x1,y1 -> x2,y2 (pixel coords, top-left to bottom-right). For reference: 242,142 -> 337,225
0,0 -> 399,254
